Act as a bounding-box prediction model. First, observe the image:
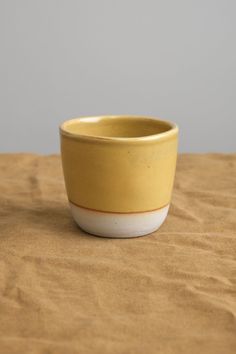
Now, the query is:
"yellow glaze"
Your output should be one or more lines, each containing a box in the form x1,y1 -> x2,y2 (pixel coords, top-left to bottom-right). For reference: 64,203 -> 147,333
60,116 -> 178,213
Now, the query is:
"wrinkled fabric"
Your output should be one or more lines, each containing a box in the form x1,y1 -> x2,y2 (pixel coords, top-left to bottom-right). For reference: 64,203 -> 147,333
0,153 -> 236,354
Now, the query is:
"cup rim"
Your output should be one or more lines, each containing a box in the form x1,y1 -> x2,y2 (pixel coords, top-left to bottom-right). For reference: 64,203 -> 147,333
60,115 -> 178,143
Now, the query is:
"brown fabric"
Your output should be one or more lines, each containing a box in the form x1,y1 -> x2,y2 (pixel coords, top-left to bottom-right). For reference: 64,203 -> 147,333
0,153 -> 236,354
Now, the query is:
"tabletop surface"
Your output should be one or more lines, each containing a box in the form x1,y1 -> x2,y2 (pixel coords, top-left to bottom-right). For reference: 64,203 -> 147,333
0,153 -> 236,354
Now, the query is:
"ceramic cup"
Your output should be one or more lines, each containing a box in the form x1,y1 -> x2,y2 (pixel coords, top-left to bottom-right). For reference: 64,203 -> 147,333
60,116 -> 178,238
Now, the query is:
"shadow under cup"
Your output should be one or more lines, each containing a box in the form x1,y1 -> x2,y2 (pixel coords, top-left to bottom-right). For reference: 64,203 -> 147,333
60,116 -> 178,238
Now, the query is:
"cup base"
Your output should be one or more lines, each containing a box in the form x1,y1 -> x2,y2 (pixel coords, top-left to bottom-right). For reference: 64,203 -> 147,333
70,203 -> 169,238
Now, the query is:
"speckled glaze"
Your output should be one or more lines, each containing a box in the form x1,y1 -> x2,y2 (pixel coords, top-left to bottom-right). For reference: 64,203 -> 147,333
60,115 -> 178,238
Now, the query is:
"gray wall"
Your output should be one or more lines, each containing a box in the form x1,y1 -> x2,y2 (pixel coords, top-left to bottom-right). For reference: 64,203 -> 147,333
0,0 -> 235,153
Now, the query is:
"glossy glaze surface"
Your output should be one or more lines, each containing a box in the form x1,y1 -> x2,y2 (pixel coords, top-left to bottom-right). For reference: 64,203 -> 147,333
60,116 -> 178,214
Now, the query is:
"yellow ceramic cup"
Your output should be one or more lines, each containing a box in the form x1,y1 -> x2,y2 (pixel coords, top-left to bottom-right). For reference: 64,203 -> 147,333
60,115 -> 178,238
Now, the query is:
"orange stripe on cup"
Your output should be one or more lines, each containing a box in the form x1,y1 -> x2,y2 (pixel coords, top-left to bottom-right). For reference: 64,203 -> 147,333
69,199 -> 169,214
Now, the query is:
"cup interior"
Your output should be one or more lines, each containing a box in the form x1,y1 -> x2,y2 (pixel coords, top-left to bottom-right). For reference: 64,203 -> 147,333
61,116 -> 175,139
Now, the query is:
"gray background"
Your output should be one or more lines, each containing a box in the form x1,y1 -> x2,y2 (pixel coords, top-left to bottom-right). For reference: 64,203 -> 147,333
0,0 -> 235,153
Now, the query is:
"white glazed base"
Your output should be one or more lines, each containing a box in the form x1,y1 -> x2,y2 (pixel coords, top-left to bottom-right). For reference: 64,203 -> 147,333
70,202 -> 169,238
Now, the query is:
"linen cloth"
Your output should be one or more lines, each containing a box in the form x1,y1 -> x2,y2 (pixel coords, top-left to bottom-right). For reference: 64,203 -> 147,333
0,153 -> 236,354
